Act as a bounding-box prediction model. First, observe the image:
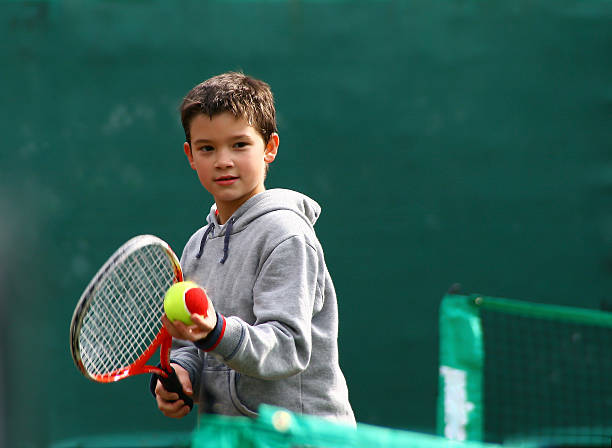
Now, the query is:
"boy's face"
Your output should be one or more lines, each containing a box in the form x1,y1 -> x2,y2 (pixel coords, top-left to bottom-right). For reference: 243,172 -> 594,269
184,112 -> 278,222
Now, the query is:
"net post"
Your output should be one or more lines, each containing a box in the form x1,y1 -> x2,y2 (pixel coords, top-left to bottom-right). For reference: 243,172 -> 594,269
437,294 -> 484,441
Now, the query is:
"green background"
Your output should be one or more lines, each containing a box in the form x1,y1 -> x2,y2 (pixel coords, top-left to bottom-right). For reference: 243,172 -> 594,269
1,0 -> 611,446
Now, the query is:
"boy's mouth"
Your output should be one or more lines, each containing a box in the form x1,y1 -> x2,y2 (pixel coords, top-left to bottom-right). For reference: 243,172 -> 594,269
215,175 -> 239,185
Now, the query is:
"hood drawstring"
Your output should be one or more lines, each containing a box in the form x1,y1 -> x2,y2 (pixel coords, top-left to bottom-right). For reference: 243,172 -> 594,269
220,217 -> 235,264
195,223 -> 215,259
195,217 -> 236,263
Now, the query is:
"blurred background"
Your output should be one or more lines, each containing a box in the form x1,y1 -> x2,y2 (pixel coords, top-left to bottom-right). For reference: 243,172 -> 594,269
1,0 -> 611,447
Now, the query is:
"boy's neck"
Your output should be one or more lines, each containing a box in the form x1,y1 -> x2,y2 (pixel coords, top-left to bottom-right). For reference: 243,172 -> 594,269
215,189 -> 266,224
216,206 -> 231,225
216,208 -> 229,225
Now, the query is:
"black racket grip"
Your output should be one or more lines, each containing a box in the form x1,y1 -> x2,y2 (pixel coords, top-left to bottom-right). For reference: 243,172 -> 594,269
160,367 -> 194,410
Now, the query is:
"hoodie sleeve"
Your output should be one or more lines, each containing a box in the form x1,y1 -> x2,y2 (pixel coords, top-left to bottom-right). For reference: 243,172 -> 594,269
207,234 -> 321,380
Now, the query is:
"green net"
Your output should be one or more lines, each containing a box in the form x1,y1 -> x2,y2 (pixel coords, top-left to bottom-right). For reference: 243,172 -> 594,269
192,405 -> 500,448
438,294 -> 612,447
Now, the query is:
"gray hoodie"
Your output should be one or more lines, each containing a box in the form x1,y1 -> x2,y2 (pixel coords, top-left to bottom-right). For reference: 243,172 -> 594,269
171,189 -> 355,424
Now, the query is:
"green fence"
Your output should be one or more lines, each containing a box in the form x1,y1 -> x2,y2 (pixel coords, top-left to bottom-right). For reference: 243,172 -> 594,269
437,294 -> 612,446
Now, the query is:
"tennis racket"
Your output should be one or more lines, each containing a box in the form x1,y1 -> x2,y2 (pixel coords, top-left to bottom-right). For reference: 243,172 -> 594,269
70,234 -> 194,409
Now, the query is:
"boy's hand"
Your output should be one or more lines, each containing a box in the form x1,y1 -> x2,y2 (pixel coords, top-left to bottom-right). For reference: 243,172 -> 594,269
155,363 -> 193,419
162,296 -> 217,342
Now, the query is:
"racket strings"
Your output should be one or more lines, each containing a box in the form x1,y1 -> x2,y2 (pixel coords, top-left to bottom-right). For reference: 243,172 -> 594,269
79,244 -> 177,376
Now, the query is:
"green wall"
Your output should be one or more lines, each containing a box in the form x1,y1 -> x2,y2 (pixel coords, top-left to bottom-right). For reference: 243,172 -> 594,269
1,1 -> 611,446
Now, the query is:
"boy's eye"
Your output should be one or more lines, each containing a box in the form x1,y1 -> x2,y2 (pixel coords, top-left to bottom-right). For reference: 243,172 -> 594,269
234,141 -> 248,149
199,145 -> 214,152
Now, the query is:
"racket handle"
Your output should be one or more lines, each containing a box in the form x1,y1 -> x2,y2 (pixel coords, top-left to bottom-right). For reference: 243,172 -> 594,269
160,367 -> 194,410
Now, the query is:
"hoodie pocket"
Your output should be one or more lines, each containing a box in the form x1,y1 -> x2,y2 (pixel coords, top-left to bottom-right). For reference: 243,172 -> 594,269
201,356 -> 245,416
231,370 -> 302,416
229,370 -> 258,417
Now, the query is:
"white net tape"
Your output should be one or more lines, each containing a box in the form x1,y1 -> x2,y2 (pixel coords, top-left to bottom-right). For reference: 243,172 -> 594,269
78,244 -> 176,376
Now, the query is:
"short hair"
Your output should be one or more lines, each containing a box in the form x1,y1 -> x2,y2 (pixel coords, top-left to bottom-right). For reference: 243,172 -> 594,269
180,72 -> 277,144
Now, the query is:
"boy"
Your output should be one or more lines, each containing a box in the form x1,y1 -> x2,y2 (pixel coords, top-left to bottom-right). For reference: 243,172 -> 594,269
152,72 -> 355,425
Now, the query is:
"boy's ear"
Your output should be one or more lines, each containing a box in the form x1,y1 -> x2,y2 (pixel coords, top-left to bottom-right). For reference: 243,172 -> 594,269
264,133 -> 279,163
184,142 -> 196,169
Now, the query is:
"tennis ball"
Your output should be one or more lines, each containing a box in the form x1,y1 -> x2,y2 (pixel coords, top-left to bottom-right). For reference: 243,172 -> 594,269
163,281 -> 208,326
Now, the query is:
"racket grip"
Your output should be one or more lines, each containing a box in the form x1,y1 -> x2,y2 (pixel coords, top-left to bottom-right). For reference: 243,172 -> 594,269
160,367 -> 194,410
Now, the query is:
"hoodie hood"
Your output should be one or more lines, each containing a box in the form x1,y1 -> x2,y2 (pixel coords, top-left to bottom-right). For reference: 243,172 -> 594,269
196,189 -> 321,263
207,188 -> 321,230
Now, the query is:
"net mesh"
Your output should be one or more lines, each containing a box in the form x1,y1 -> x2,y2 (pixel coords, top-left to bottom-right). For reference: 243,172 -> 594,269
480,304 -> 612,445
192,405 -> 500,448
78,243 -> 177,376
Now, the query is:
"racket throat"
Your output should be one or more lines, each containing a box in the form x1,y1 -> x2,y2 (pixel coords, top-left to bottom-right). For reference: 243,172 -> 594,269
158,326 -> 173,373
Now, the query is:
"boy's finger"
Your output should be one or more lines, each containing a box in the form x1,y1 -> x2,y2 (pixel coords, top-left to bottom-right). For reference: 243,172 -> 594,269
154,380 -> 166,396
171,370 -> 193,396
158,394 -> 190,415
154,380 -> 181,401
157,389 -> 179,402
161,314 -> 173,327
165,404 -> 191,419
157,395 -> 186,415
190,313 -> 207,326
162,314 -> 192,339
172,320 -> 190,333
161,315 -> 180,336
192,311 -> 217,330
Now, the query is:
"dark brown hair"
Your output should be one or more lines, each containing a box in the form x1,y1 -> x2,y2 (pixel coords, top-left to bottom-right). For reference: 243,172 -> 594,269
180,72 -> 277,144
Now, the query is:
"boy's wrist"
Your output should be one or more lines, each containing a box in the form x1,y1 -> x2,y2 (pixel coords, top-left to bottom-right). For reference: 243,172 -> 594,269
194,311 -> 226,352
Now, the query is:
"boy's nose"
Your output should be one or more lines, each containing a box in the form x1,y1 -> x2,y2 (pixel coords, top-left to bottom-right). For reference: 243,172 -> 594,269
214,152 -> 234,168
